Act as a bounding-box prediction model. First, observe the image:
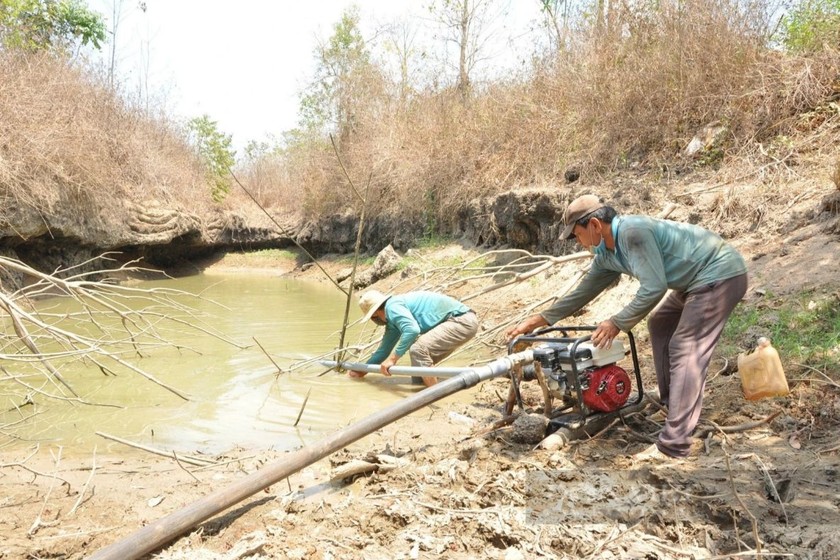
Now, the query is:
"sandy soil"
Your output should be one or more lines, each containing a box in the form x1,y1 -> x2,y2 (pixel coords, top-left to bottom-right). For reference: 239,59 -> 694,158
2,181 -> 840,560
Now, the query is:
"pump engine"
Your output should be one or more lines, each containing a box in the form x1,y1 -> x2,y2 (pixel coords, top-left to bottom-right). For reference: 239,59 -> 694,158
531,340 -> 631,413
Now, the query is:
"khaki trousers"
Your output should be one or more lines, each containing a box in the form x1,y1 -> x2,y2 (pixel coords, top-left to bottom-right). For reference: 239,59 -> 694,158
647,273 -> 748,457
409,312 -> 479,384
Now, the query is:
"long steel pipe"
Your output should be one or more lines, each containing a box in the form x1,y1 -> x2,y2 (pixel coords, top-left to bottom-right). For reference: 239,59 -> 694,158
320,359 -> 473,378
89,349 -> 534,560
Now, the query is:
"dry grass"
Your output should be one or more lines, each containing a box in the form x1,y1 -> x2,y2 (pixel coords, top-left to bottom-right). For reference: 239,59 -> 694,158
6,4 -> 837,249
238,1 -> 840,239
0,52 -> 212,225
833,156 -> 840,191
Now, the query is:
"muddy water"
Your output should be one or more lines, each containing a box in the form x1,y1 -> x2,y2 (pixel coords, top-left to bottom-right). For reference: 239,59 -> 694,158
9,273 -> 478,457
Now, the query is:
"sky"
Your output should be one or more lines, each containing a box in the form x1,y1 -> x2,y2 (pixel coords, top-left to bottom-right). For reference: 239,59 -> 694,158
88,1 -> 546,153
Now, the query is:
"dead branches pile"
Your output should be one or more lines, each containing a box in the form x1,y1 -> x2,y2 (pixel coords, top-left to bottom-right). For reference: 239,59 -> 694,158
0,255 -> 240,440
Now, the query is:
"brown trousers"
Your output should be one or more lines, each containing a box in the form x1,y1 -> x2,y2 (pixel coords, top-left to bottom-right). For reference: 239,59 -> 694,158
647,273 -> 748,457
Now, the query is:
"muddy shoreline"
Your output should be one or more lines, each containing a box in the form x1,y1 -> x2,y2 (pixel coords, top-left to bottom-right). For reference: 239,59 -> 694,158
4,238 -> 840,559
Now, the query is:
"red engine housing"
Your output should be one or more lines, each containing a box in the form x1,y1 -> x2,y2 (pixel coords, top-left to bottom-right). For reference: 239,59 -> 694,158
582,364 -> 631,412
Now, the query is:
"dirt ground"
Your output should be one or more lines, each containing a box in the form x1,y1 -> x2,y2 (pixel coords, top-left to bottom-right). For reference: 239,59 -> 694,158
3,179 -> 840,560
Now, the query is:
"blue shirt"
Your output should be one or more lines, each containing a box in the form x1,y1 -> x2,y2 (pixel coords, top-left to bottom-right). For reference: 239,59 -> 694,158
367,291 -> 470,364
540,216 -> 747,331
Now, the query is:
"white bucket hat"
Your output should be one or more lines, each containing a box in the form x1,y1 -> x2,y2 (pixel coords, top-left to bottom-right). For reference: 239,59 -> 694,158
359,290 -> 390,323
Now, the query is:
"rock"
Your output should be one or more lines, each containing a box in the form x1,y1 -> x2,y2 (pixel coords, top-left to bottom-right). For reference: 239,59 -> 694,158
335,267 -> 354,282
353,244 -> 402,288
510,413 -> 548,444
684,121 -> 727,157
459,188 -> 570,254
448,411 -> 477,426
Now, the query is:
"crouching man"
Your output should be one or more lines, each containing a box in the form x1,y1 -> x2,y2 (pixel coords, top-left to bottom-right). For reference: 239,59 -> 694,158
352,290 -> 479,387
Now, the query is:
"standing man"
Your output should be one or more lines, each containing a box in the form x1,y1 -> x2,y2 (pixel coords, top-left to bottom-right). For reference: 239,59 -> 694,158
505,194 -> 748,460
351,290 -> 479,387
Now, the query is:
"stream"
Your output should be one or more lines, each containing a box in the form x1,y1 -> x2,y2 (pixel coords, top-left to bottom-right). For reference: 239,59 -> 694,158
2,272 -> 478,457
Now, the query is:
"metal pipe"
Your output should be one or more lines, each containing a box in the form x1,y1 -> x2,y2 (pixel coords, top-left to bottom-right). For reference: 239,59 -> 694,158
320,359 -> 472,378
547,396 -> 650,449
89,350 -> 535,560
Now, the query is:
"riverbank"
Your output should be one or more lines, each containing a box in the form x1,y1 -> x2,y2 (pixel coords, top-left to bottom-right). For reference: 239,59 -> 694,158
4,223 -> 840,558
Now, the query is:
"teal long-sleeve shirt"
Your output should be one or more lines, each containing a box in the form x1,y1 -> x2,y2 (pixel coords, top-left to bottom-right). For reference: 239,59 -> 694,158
540,216 -> 747,331
366,291 -> 470,364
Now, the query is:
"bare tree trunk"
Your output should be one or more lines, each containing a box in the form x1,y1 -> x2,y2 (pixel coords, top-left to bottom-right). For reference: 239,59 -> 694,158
458,0 -> 471,101
595,0 -> 606,35
108,0 -> 124,88
390,20 -> 418,108
541,0 -> 569,54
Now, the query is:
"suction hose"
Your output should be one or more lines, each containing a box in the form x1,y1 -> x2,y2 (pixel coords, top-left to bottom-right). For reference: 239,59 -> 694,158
320,359 -> 472,377
89,349 -> 534,560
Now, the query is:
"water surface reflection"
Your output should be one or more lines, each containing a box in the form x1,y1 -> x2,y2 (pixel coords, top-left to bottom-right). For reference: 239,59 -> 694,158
11,273 -> 478,456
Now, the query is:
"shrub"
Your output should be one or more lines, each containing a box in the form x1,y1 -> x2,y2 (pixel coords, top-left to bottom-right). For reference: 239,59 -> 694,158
781,0 -> 840,53
0,51 -> 212,222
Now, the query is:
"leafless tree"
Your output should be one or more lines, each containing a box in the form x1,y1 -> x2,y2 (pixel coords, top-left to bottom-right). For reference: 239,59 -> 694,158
427,0 -> 510,101
379,17 -> 426,108
539,0 -> 574,53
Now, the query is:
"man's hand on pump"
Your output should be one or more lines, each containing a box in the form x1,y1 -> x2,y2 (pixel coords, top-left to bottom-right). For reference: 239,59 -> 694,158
591,318 -> 619,349
504,315 -> 550,342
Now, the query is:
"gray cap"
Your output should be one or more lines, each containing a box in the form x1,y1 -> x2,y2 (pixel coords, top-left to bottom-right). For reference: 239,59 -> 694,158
561,194 -> 605,240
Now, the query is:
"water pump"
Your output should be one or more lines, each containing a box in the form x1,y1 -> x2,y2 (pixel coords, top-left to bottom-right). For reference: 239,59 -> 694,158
532,339 -> 631,412
510,326 -> 645,426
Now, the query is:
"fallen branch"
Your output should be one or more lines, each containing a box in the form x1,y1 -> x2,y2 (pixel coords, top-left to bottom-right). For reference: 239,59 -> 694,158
0,295 -> 78,397
579,417 -> 622,444
0,255 -> 243,409
752,454 -> 789,525
293,388 -> 312,427
172,451 -> 202,483
69,447 -> 97,515
461,251 -> 592,303
253,336 -> 284,375
95,432 -> 216,467
28,447 -> 66,536
793,362 -> 840,389
1,445 -> 72,486
472,412 -> 519,439
696,410 -> 781,439
586,522 -> 640,559
719,438 -> 763,556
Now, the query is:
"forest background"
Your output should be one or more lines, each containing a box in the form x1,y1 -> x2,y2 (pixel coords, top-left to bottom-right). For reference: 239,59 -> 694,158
2,0 -> 838,242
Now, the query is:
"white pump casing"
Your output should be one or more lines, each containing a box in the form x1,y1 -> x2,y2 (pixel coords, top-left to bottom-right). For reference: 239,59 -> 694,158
557,339 -> 626,372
